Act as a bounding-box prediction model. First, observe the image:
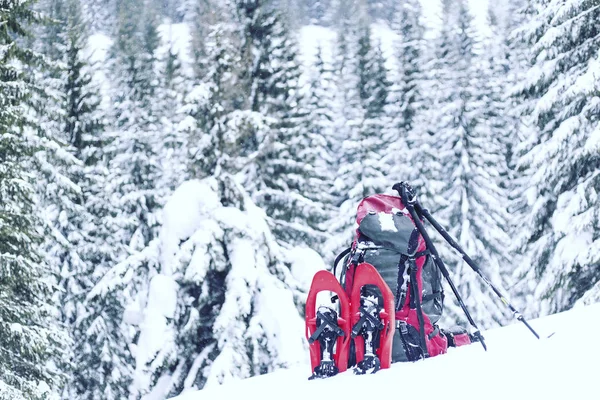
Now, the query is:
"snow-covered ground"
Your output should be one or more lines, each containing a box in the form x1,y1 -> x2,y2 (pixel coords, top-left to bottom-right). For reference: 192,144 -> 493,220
171,302 -> 600,400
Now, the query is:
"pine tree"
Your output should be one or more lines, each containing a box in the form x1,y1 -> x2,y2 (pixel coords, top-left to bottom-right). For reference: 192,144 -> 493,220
386,0 -> 426,184
80,0 -> 118,33
73,1 -> 166,398
304,47 -> 337,184
354,28 -> 390,196
186,17 -> 245,179
187,0 -> 224,79
234,0 -> 332,249
107,176 -> 308,399
513,0 -> 600,315
34,1 -> 133,399
327,2 -> 391,256
424,1 -> 511,328
156,42 -> 189,194
0,2 -> 67,398
105,0 -> 163,251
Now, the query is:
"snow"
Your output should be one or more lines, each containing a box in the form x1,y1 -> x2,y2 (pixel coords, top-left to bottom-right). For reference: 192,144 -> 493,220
85,33 -> 113,110
86,33 -> 112,65
133,275 -> 179,394
160,179 -> 220,275
378,212 -> 398,232
157,22 -> 194,76
288,246 -> 327,291
170,303 -> 600,400
298,25 -> 337,67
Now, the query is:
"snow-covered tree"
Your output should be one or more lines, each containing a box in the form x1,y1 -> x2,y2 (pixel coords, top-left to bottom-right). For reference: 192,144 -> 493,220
233,0 -> 332,249
0,2 -> 67,398
72,1 -> 167,397
421,0 -> 511,328
303,47 -> 337,182
386,0 -> 426,182
80,0 -> 118,33
105,0 -> 164,250
156,41 -> 189,193
513,0 -> 600,315
32,1 -> 134,399
327,2 -> 390,255
185,18 -> 243,179
96,134 -> 310,398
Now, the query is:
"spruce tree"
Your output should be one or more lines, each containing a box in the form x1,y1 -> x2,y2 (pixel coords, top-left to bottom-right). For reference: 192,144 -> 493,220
513,0 -> 600,315
386,0 -> 425,184
115,175 -> 307,399
304,47 -> 337,185
34,1 -> 130,399
354,28 -> 389,197
186,16 -> 245,179
234,0 -> 332,249
0,1 -> 66,398
157,43 -> 189,194
105,0 -> 163,250
327,3 -> 391,256
424,0 -> 511,328
74,1 -> 166,398
80,0 -> 118,33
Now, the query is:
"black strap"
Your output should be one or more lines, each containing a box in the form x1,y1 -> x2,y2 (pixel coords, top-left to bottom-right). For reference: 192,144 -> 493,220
397,321 -> 422,361
422,291 -> 443,303
333,246 -> 352,278
413,249 -> 431,258
351,308 -> 384,338
308,310 -> 345,344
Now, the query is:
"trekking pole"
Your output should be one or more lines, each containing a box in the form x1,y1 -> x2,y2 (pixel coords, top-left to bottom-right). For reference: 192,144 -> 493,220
394,182 -> 541,340
393,183 -> 487,351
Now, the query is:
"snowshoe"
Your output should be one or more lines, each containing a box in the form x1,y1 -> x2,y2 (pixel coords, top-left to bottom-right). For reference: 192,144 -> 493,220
349,263 -> 395,373
305,270 -> 351,379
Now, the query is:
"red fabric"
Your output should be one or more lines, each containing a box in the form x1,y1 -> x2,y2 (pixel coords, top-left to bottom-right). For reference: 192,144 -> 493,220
453,333 -> 472,347
356,194 -> 407,225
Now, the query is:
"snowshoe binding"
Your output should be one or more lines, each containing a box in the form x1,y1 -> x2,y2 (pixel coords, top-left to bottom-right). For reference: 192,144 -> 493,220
352,292 -> 384,374
309,307 -> 345,379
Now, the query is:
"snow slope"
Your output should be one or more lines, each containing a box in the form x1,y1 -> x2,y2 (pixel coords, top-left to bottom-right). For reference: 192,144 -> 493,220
171,303 -> 600,400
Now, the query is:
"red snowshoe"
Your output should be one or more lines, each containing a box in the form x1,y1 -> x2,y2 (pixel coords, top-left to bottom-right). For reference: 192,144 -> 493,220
306,270 -> 350,379
350,263 -> 395,374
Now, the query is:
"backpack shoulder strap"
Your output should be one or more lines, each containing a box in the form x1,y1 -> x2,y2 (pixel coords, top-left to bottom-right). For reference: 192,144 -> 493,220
333,246 -> 352,278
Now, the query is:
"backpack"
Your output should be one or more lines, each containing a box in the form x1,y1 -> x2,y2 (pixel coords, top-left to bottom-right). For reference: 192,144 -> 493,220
337,194 -> 448,361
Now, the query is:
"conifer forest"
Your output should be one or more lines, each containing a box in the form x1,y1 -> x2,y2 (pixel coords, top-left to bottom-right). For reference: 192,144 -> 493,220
0,0 -> 598,398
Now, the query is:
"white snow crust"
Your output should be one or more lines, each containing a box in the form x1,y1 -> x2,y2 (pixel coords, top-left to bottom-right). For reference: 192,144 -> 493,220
378,212 -> 398,232
170,303 -> 600,400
